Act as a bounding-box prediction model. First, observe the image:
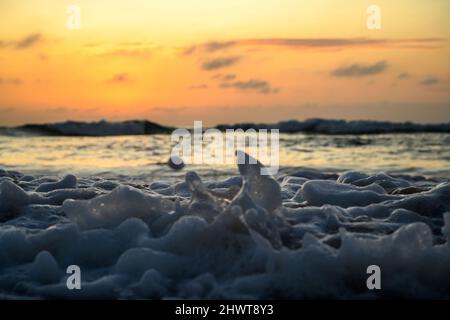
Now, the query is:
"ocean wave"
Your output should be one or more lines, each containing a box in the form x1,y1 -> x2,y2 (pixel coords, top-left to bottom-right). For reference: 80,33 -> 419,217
217,118 -> 450,135
0,120 -> 173,137
1,119 -> 450,137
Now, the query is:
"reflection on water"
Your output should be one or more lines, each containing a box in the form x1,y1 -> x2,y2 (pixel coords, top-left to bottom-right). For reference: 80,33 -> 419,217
0,133 -> 449,179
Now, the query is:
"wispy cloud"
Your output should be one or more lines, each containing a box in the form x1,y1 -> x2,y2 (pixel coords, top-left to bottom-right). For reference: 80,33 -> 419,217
331,61 -> 388,77
0,107 -> 15,113
37,53 -> 49,61
220,79 -> 279,94
183,46 -> 196,55
185,41 -> 236,55
86,42 -> 159,59
189,84 -> 208,89
151,107 -> 188,113
205,41 -> 235,52
222,74 -> 236,81
106,73 -> 132,84
0,33 -> 43,50
212,73 -> 237,81
243,38 -> 388,48
397,72 -> 411,80
0,77 -> 23,85
15,33 -> 42,49
419,76 -> 439,86
184,37 -> 445,53
201,56 -> 241,70
45,107 -> 70,113
240,38 -> 444,49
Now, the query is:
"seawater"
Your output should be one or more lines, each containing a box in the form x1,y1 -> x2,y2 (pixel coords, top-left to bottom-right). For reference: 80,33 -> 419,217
0,133 -> 449,179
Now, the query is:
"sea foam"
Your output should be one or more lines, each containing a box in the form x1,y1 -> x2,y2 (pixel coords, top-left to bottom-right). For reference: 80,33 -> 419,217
0,154 -> 449,299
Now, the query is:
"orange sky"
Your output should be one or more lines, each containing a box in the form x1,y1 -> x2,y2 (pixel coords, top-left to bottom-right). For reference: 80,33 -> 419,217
0,0 -> 449,126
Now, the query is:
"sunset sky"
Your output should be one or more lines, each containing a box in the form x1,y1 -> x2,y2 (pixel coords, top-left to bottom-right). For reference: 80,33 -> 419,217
0,0 -> 449,126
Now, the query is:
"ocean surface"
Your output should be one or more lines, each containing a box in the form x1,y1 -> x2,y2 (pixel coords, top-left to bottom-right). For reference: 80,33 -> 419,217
1,133 -> 449,180
0,133 -> 450,178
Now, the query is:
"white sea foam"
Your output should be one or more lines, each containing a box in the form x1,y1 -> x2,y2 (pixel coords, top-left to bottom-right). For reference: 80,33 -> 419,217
0,155 -> 449,299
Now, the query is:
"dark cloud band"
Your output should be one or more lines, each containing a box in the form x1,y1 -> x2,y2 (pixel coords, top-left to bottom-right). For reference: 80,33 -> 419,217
331,61 -> 388,77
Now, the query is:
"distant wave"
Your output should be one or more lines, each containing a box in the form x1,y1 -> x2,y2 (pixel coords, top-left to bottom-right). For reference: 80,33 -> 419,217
0,120 -> 173,137
216,118 -> 450,134
1,118 -> 450,136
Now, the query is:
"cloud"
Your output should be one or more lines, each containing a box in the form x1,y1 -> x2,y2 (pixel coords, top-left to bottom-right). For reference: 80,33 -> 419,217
46,107 -> 69,113
397,72 -> 411,79
183,41 -> 235,55
15,33 -> 42,49
0,33 -> 43,50
331,61 -> 388,77
184,37 -> 445,54
419,76 -> 439,86
212,73 -> 237,81
222,74 -> 236,81
220,79 -> 279,94
212,73 -> 278,94
0,77 -> 23,85
204,41 -> 236,52
201,56 -> 241,70
86,42 -> 159,59
240,38 -> 444,49
0,107 -> 15,113
106,73 -> 132,84
189,84 -> 208,89
183,46 -> 196,55
151,107 -> 188,113
37,53 -> 49,61
243,38 -> 388,48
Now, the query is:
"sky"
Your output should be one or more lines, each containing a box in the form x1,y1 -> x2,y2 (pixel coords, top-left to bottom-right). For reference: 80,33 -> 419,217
0,0 -> 449,126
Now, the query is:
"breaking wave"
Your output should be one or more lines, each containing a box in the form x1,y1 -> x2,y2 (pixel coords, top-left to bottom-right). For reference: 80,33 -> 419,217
1,118 -> 450,137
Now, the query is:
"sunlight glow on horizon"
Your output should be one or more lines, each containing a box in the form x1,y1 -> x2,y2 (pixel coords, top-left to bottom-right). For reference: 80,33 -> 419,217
0,0 -> 449,126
